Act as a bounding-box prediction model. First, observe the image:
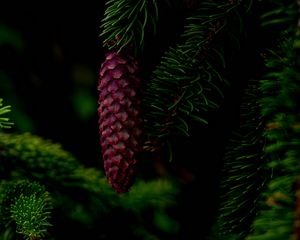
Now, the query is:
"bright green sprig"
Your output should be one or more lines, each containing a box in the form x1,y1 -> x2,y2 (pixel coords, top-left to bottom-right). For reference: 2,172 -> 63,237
0,180 -> 52,240
100,0 -> 158,54
0,99 -> 13,129
11,194 -> 52,240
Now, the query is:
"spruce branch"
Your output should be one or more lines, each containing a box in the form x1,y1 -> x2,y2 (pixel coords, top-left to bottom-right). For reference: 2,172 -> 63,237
0,99 -> 13,129
143,0 -> 251,152
64,166 -> 180,212
0,129 -> 180,239
0,132 -> 81,183
210,80 -> 269,240
100,0 -> 158,55
0,180 -> 52,240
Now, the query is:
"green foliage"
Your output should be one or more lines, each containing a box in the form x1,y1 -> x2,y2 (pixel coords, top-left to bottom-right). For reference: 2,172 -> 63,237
210,2 -> 300,239
260,2 -> 298,28
120,179 -> 179,212
210,80 -> 269,239
0,132 -> 180,239
0,180 -> 52,240
11,194 -> 51,240
0,99 -> 13,129
246,179 -> 296,240
142,0 -> 251,146
100,0 -> 158,54
0,132 -> 81,183
245,2 -> 300,239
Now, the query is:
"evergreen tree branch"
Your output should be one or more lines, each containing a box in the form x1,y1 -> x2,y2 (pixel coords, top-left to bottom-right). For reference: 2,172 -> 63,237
54,167 -> 180,239
0,132 -> 81,183
210,80 -> 269,240
0,132 -> 180,239
143,0 -> 251,153
0,180 -> 52,240
65,167 -> 180,214
100,0 -> 158,55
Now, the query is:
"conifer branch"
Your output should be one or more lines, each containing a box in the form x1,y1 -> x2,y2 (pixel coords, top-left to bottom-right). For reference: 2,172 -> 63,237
0,132 -> 180,239
61,167 -> 179,220
143,0 -> 251,152
100,0 -> 158,54
0,180 -> 52,240
0,132 -> 81,183
210,80 -> 268,239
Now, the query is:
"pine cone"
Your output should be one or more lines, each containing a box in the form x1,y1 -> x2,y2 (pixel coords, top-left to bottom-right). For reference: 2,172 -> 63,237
98,50 -> 143,193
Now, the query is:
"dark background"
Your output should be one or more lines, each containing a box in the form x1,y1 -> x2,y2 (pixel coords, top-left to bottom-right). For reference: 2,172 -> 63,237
0,2 -> 269,239
0,3 -> 105,168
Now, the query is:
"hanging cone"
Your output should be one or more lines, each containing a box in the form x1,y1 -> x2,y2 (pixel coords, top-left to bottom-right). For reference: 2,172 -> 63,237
97,50 -> 143,193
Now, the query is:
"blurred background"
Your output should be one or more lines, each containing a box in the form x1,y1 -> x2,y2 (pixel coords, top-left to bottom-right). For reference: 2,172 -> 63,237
0,3 -> 105,167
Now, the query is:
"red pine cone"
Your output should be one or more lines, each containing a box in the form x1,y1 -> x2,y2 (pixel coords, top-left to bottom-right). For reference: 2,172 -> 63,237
97,50 -> 143,193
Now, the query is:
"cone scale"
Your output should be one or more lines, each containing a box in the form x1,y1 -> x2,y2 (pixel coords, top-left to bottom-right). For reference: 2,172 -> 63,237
97,50 -> 143,193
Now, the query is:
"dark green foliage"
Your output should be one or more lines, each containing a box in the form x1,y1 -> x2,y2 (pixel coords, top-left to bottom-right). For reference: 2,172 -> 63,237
260,1 -> 298,28
0,132 -> 81,183
247,55 -> 300,237
245,2 -> 300,239
0,132 -> 179,239
119,179 -> 179,212
210,2 -> 300,240
211,80 -> 269,240
142,0 -> 252,150
247,178 -> 296,240
100,0 -> 158,54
